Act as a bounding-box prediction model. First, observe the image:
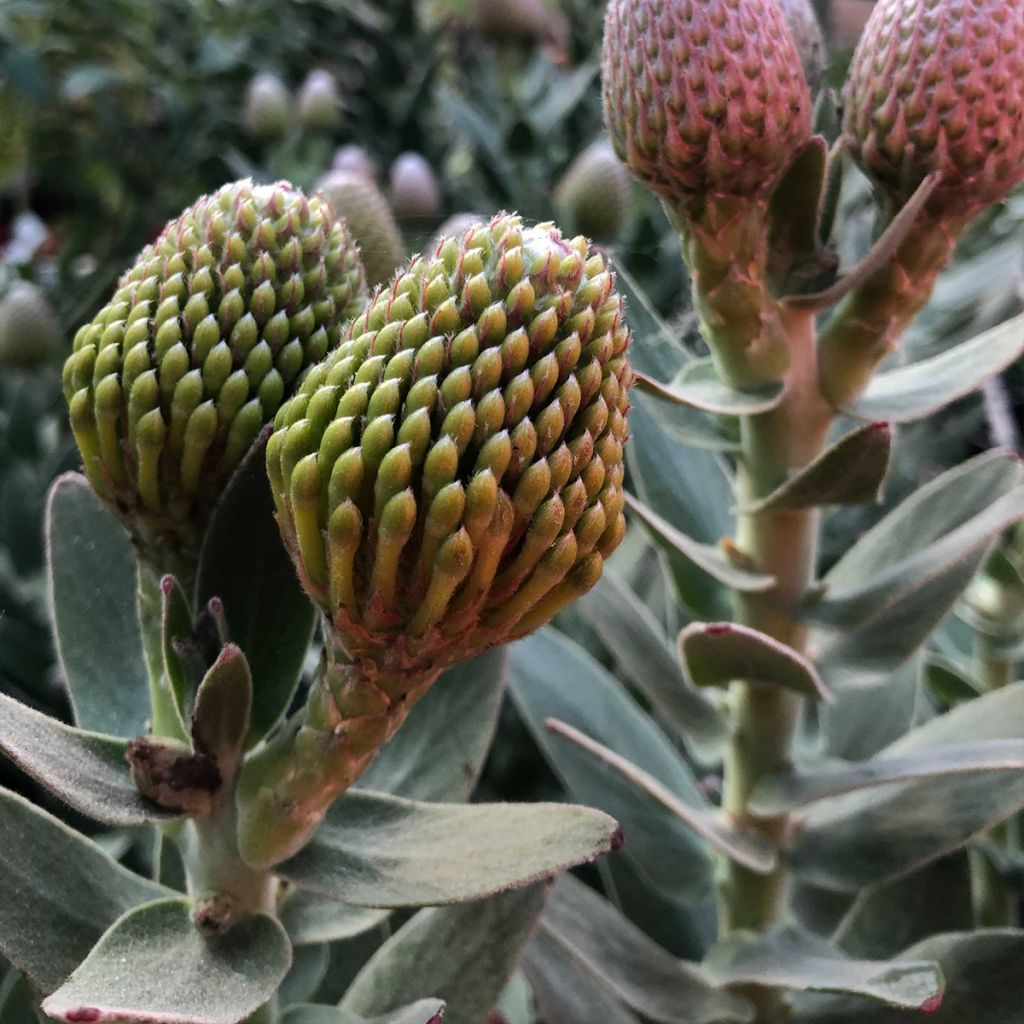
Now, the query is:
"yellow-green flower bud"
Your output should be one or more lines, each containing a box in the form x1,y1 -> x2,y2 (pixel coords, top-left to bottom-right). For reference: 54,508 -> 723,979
298,69 -> 342,133
243,72 -> 290,141
0,280 -> 61,369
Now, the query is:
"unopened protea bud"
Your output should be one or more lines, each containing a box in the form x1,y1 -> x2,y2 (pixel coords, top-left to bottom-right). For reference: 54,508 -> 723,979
241,214 -> 632,866
316,170 -> 406,287
298,70 -> 341,133
471,0 -> 568,46
845,0 -> 1024,223
388,152 -> 442,222
602,0 -> 813,208
555,140 -> 631,242
62,179 -> 367,573
243,73 -> 290,141
332,144 -> 377,181
777,0 -> 826,93
0,280 -> 61,368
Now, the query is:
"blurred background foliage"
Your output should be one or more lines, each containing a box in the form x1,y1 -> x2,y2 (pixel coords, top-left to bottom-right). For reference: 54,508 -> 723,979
1,0 -> 1023,1011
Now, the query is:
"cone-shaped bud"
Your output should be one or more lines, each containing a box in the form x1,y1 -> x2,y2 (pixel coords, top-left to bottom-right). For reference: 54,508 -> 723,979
555,139 -> 632,242
63,179 -> 368,573
845,0 -> 1024,222
602,0 -> 813,208
777,0 -> 826,93
423,213 -> 488,256
332,144 -> 377,181
243,72 -> 290,141
316,170 -> 406,287
471,0 -> 568,46
0,280 -> 61,368
298,69 -> 342,133
269,213 -> 632,687
388,152 -> 442,222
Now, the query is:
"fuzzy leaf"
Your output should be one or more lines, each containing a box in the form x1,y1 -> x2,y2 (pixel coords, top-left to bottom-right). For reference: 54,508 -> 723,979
0,691 -> 177,825
679,622 -> 829,699
610,260 -> 688,380
790,931 -> 1023,1023
769,135 -> 829,273
843,312 -> 1024,423
705,926 -> 942,1010
278,788 -> 618,908
0,786 -> 170,993
636,361 -> 784,415
539,876 -> 754,1024
736,422 -> 892,512
578,571 -> 727,763
356,648 -> 505,802
279,1003 -> 445,1024
160,574 -> 193,724
279,944 -> 330,1009
508,628 -> 715,905
42,898 -> 290,1023
341,886 -> 544,1024
280,891 -> 389,947
46,472 -> 150,737
0,972 -> 37,1024
922,656 -> 980,706
196,431 -> 315,746
190,644 -> 252,783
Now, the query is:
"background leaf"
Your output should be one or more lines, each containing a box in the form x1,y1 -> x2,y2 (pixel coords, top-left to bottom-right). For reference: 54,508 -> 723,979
280,891 -> 390,948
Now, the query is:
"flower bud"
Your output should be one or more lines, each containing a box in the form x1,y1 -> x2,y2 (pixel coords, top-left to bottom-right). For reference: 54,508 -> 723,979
423,212 -> 487,257
298,69 -> 341,133
388,152 -> 442,222
269,214 -> 632,686
601,0 -> 813,208
777,0 -> 826,93
243,72 -> 290,141
63,179 -> 367,573
470,0 -> 568,46
844,0 -> 1024,223
316,170 -> 406,287
332,144 -> 377,181
0,280 -> 61,368
555,139 -> 632,242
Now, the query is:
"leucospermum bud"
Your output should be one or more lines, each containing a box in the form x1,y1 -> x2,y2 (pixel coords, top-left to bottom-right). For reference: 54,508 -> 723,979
555,139 -> 632,242
424,213 -> 487,257
602,0 -> 813,209
243,73 -> 290,141
298,69 -> 342,133
63,179 -> 368,572
777,0 -> 826,93
332,144 -> 377,181
0,280 -> 61,369
268,214 -> 632,687
845,0 -> 1024,223
388,152 -> 442,222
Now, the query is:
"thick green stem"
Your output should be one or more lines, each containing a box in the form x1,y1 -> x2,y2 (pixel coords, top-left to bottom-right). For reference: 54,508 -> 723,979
721,311 -> 832,945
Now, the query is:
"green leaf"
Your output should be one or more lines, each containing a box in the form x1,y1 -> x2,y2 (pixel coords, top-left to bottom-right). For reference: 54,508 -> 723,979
496,972 -> 534,1024
790,931 -> 1023,1023
546,719 -> 775,873
341,886 -> 544,1024
769,136 -> 829,275
679,622 -> 829,699
42,898 -> 291,1024
538,876 -> 754,1024
627,493 -> 775,595
705,925 -> 943,1010
843,312 -> 1024,423
508,628 -> 716,905
0,691 -> 177,825
750,740 -> 1024,815
196,432 -> 315,746
279,943 -> 330,1008
0,971 -> 42,1024
578,572 -> 728,763
46,472 -> 150,737
277,788 -> 618,908
736,422 -> 892,512
279,1002 -> 445,1024
355,647 -> 505,801
280,891 -> 389,947
611,260 -> 688,380
161,573 -> 194,723
0,786 -> 170,993
190,644 -> 252,783
636,360 -> 785,415
922,656 -> 981,706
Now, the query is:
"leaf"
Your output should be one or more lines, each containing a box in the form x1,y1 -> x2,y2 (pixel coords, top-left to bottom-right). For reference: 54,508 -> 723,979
546,719 -> 775,873
190,644 -> 252,783
356,647 -> 506,802
341,886 -> 545,1024
790,930 -> 1024,1023
842,312 -> 1024,423
922,656 -> 981,706
279,943 -> 330,1008
769,135 -> 829,274
611,260 -> 689,380
537,876 -> 754,1024
749,740 -> 1024,815
626,493 -> 775,595
280,891 -> 389,947
680,623 -> 829,699
0,786 -> 170,993
196,431 -> 315,746
160,573 -> 194,723
42,898 -> 291,1024
736,422 -> 892,512
705,925 -> 943,1010
0,691 -> 177,825
508,628 -> 716,905
46,472 -> 150,738
277,787 -> 618,908
0,972 -> 38,1024
577,572 -> 728,763
280,1002 -> 445,1024
636,361 -> 785,415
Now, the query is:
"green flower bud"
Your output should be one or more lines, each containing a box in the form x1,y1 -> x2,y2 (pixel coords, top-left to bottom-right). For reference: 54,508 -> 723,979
332,145 -> 377,181
388,152 -> 442,222
64,179 -> 368,574
555,139 -> 632,243
243,72 -> 290,141
0,280 -> 61,369
298,69 -> 342,133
